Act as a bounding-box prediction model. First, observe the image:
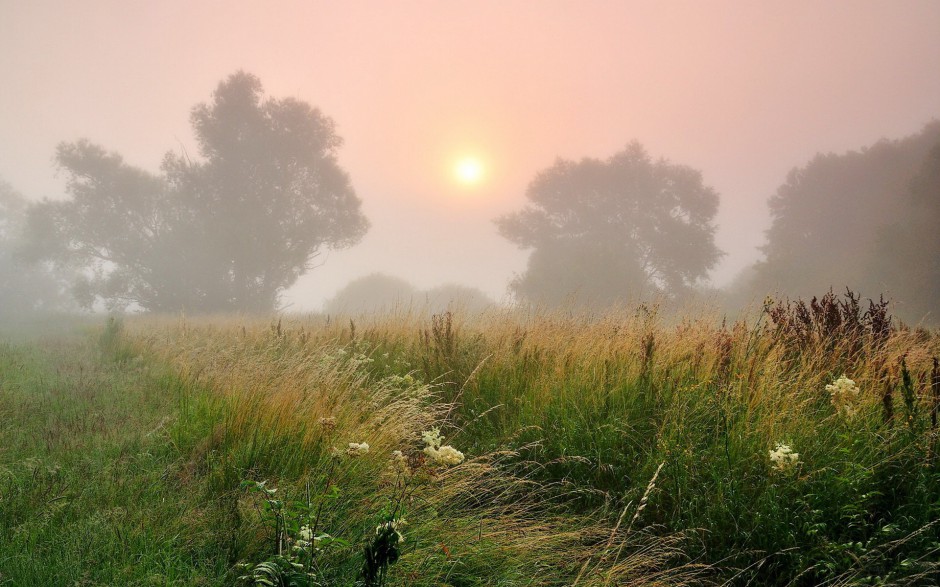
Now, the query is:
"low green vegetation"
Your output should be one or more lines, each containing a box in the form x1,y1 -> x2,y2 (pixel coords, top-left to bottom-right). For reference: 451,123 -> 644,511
0,328 -> 229,584
2,296 -> 939,585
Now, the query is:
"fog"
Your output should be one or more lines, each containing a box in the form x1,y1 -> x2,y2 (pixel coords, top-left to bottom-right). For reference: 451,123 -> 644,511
1,1 -> 939,318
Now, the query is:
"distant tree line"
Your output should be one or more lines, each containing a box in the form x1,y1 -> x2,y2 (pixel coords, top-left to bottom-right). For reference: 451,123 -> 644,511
496,122 -> 940,323
1,69 -> 937,319
322,273 -> 494,315
732,121 -> 940,323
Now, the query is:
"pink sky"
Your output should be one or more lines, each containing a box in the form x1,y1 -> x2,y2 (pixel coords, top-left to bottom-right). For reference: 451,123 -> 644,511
2,1 -> 938,309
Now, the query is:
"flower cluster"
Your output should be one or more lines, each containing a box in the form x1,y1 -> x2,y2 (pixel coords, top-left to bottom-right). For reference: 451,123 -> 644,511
296,525 -> 315,549
431,445 -> 465,466
390,450 -> 409,474
769,443 -> 800,472
375,517 -> 407,544
421,428 -> 443,448
384,373 -> 417,388
346,442 -> 370,457
826,374 -> 861,417
421,427 -> 465,466
350,352 -> 374,368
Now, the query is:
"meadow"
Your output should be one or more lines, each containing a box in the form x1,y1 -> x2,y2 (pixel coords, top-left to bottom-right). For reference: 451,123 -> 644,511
1,294 -> 938,586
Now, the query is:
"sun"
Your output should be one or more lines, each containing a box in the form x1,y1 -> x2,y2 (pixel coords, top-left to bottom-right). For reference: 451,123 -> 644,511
454,157 -> 485,185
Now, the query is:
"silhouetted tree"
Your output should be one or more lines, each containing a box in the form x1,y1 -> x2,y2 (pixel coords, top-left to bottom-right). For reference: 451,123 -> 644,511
752,121 -> 940,316
0,180 -> 70,318
423,283 -> 493,314
324,275 -> 495,315
25,72 -> 368,312
324,273 -> 417,314
0,180 -> 24,244
874,137 -> 940,323
496,142 -> 722,307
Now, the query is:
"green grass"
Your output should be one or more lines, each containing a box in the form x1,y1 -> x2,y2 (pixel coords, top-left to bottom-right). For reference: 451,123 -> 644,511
0,335 -> 231,586
2,307 -> 939,585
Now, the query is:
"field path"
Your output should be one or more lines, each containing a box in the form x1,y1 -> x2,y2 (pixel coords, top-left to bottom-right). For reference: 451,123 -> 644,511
0,336 -> 227,586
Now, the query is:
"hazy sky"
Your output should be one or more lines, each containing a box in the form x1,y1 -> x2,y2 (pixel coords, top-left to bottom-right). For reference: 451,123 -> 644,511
2,1 -> 939,310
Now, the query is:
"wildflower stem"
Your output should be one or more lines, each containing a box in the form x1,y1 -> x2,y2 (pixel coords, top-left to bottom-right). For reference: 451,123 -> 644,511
311,458 -> 336,547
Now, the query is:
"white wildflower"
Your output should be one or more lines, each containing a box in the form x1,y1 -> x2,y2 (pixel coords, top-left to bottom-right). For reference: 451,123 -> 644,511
351,353 -> 374,367
253,480 -> 277,496
295,524 -> 314,548
769,443 -> 800,472
376,518 -> 407,543
295,525 -> 328,551
425,444 -> 465,466
384,373 -> 418,388
826,374 -> 861,417
347,442 -> 370,456
299,525 -> 313,542
421,426 -> 464,465
421,427 -> 444,449
390,450 -> 409,474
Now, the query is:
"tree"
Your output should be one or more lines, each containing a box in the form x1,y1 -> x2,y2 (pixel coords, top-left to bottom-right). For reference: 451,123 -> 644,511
0,180 -> 71,319
323,275 -> 495,315
752,122 -> 940,313
496,142 -> 722,307
874,137 -> 940,323
423,283 -> 494,314
323,273 -> 417,314
26,72 -> 369,313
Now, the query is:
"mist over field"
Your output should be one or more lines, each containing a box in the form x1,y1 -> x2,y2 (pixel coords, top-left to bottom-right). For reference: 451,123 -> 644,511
1,1 -> 939,322
3,3 -> 940,586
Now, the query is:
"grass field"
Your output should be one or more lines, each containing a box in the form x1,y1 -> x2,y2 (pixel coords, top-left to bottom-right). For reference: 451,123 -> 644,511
2,298 -> 939,585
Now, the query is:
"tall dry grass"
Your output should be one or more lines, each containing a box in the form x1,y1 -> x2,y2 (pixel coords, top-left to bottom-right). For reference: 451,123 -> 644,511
124,311 -> 705,586
120,297 -> 940,585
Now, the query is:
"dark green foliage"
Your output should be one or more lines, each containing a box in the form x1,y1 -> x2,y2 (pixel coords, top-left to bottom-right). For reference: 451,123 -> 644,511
931,357 -> 939,429
24,72 -> 369,313
899,357 -> 920,432
360,520 -> 403,587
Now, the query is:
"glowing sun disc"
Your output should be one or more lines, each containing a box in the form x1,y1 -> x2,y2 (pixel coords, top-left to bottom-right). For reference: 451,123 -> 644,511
455,157 -> 484,184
